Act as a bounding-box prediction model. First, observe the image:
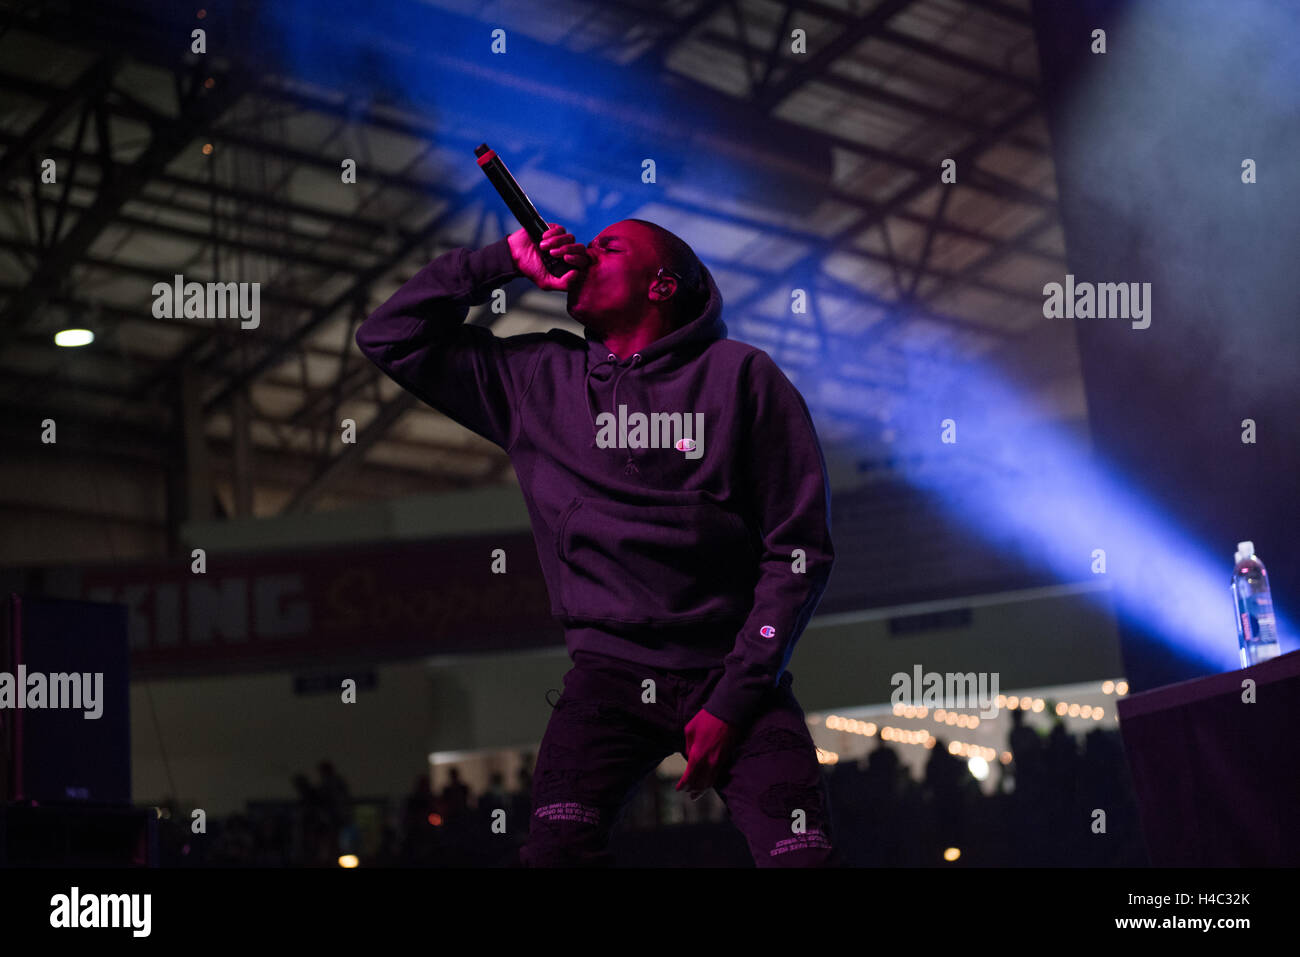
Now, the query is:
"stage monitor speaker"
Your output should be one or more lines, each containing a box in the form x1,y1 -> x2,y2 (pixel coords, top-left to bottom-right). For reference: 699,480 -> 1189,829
1,594 -> 131,806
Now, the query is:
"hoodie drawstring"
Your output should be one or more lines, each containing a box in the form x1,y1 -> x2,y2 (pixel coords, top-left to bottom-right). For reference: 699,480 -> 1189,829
584,354 -> 618,444
585,352 -> 644,474
616,354 -> 642,474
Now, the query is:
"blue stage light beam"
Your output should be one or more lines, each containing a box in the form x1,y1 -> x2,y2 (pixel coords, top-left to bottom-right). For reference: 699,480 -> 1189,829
866,346 -> 1295,675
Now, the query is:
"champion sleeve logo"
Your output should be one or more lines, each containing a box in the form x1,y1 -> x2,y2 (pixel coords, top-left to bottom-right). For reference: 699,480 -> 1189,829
760,625 -> 776,638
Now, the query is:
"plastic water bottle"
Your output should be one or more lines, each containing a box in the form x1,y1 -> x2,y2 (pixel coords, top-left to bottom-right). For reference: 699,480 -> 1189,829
1232,541 -> 1280,668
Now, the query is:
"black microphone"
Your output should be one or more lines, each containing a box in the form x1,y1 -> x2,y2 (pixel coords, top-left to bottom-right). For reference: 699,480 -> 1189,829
475,144 -> 570,278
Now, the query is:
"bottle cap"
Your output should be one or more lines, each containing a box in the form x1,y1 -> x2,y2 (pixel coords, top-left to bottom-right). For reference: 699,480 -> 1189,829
1237,541 -> 1254,558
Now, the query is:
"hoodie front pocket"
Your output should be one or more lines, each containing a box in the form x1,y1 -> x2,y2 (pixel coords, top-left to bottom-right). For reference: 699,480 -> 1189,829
555,496 -> 758,626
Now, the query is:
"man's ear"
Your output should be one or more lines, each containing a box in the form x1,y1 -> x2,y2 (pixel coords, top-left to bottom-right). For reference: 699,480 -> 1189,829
650,276 -> 677,301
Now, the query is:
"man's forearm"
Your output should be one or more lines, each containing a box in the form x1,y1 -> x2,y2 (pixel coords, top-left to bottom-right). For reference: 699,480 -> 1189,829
356,237 -> 519,359
703,556 -> 833,729
353,236 -> 527,450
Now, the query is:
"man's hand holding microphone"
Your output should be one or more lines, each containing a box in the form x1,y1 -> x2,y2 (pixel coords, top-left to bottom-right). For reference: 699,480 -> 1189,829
508,224 -> 591,291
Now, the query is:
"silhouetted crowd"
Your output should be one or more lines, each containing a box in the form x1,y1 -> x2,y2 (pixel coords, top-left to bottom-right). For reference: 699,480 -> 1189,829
154,716 -> 1147,866
824,712 -> 1146,866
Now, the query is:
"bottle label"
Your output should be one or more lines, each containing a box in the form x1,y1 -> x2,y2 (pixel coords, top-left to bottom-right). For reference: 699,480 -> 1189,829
1239,593 -> 1277,642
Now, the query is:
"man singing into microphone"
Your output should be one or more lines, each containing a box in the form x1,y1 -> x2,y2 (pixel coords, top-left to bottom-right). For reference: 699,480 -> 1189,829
356,219 -> 839,866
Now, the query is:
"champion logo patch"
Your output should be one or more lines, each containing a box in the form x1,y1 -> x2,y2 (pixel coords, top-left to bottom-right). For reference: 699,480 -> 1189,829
759,625 -> 776,638
675,437 -> 696,452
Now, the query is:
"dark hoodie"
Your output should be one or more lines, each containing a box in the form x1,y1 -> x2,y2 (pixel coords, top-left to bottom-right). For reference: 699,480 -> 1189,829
355,236 -> 834,729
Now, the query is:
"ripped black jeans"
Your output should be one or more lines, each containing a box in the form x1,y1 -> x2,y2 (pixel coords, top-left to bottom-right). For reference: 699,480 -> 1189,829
519,650 -> 843,867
